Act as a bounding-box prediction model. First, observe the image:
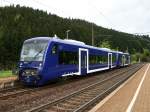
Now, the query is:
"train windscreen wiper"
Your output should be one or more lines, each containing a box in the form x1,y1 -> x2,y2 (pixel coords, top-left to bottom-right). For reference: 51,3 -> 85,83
26,49 -> 43,65
32,49 -> 43,60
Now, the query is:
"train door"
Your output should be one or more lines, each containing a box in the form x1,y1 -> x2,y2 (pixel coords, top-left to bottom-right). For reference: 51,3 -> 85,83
128,56 -> 130,65
122,55 -> 125,66
108,53 -> 112,68
79,49 -> 87,75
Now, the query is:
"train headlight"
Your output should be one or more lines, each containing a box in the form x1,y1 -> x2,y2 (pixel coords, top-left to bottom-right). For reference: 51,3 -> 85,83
39,63 -> 42,67
23,69 -> 38,76
30,70 -> 37,75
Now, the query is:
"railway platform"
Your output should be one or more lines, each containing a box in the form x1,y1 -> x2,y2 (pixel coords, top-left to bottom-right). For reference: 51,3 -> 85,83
89,63 -> 150,112
0,76 -> 17,89
0,76 -> 17,83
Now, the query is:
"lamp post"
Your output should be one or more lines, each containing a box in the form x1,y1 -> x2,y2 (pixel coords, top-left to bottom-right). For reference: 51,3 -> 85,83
92,23 -> 94,46
66,30 -> 71,39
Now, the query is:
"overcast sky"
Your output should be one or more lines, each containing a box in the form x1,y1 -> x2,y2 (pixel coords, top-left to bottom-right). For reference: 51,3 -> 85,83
1,0 -> 150,35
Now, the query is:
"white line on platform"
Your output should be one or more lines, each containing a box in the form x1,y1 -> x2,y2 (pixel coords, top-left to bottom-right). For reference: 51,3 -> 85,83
126,64 -> 150,112
89,65 -> 144,112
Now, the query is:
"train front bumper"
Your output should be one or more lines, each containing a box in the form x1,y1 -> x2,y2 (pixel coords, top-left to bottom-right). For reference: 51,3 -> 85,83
21,76 -> 41,85
19,69 -> 41,86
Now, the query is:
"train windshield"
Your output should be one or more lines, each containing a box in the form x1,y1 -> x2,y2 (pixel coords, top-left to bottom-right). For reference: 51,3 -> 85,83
20,39 -> 49,61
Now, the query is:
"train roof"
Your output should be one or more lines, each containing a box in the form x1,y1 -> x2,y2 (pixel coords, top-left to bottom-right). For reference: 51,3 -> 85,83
61,39 -> 85,45
25,36 -> 128,54
52,38 -> 112,52
124,52 -> 129,55
24,37 -> 51,43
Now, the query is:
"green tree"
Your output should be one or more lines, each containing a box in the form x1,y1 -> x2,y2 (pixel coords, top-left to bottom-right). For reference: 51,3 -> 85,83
99,41 -> 111,49
0,5 -> 150,69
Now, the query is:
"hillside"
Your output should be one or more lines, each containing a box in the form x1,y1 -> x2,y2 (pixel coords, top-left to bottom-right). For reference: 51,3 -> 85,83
0,5 -> 150,69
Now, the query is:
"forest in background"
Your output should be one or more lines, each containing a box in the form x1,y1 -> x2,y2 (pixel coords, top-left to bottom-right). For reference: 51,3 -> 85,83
0,5 -> 150,69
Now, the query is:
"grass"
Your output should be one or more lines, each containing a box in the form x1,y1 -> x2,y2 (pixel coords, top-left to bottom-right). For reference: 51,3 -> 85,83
0,70 -> 15,78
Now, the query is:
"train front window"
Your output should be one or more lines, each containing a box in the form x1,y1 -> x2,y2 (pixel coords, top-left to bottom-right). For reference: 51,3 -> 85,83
20,39 -> 48,61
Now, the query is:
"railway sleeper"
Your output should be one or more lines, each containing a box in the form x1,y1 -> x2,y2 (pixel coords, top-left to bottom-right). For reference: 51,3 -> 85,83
41,109 -> 56,112
86,88 -> 104,93
71,97 -> 91,102
58,103 -> 78,108
65,100 -> 82,105
83,90 -> 102,94
72,96 -> 92,100
50,105 -> 74,112
81,94 -> 96,98
66,98 -> 91,105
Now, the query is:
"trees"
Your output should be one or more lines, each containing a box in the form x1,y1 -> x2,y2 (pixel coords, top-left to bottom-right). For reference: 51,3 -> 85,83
141,49 -> 150,62
0,5 -> 150,69
99,41 -> 111,49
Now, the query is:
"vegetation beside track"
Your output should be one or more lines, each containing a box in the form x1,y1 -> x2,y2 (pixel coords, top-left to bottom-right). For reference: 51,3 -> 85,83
0,5 -> 150,69
0,71 -> 15,78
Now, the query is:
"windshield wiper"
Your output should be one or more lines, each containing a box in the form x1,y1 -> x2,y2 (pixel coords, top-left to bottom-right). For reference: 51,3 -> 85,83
32,49 -> 43,60
26,49 -> 43,65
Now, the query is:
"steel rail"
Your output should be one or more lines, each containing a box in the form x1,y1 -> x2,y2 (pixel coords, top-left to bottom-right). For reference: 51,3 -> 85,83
27,64 -> 143,112
74,64 -> 143,112
0,65 -> 136,100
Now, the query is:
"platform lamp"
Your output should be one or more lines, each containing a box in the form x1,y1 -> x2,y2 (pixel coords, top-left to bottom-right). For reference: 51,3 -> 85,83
66,30 -> 71,39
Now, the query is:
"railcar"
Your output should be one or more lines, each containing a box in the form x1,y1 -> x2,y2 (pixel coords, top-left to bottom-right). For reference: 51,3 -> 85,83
18,36 -> 130,86
116,52 -> 130,67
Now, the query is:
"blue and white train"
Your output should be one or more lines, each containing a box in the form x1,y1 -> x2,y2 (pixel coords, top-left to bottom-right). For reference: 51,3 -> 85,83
18,36 -> 130,86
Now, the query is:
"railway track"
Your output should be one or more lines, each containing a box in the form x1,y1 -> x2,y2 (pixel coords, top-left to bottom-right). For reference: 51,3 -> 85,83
0,87 -> 33,100
0,65 -> 132,101
0,83 -> 61,100
27,64 -> 143,112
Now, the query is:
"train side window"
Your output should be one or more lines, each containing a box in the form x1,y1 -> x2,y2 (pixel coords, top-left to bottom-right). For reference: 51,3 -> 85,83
59,51 -> 78,65
112,55 -> 116,63
52,44 -> 58,54
89,54 -> 108,64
